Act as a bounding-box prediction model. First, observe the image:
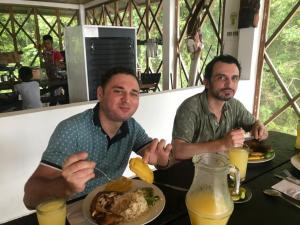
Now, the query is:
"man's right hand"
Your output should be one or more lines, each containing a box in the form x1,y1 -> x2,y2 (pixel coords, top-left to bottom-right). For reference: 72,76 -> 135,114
223,128 -> 245,149
62,151 -> 96,196
34,43 -> 42,50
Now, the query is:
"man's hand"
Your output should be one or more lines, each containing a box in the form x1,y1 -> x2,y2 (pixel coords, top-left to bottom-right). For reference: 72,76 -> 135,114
62,151 -> 95,196
142,139 -> 172,167
34,43 -> 43,51
222,128 -> 245,149
251,120 -> 268,141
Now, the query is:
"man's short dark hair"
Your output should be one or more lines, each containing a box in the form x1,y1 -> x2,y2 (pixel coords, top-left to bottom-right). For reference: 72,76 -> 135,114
204,54 -> 241,81
100,67 -> 137,88
18,66 -> 33,82
42,34 -> 53,42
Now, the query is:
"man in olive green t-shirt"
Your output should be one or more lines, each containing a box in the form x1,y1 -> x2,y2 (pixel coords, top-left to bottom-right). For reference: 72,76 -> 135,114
172,54 -> 268,160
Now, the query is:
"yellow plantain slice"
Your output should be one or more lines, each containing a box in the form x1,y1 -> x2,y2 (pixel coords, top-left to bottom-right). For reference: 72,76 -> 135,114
104,176 -> 132,192
129,157 -> 154,184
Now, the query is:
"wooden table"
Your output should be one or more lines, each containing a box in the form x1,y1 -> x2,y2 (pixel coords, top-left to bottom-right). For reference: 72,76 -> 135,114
4,131 -> 300,225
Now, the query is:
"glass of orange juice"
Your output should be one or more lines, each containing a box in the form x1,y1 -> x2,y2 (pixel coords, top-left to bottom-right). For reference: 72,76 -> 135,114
36,198 -> 66,225
228,146 -> 249,181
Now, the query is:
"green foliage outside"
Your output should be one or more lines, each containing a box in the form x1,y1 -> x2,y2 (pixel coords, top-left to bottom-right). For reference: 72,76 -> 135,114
0,6 -> 78,76
178,0 -> 222,88
259,0 -> 299,135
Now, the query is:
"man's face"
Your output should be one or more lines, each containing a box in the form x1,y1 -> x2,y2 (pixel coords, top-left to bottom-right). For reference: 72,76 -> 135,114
43,40 -> 53,51
97,74 -> 140,122
205,61 -> 240,101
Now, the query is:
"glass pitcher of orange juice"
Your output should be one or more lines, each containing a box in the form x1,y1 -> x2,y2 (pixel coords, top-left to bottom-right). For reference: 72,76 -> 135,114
186,153 -> 240,225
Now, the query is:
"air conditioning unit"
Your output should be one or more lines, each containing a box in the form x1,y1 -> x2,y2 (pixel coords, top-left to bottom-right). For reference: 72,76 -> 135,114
64,25 -> 136,102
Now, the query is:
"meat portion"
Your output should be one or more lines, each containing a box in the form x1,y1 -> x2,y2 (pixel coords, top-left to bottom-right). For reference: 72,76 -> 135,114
245,139 -> 272,152
90,191 -> 124,225
90,189 -> 149,225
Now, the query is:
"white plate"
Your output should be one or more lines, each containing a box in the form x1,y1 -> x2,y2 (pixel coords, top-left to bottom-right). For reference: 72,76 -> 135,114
291,154 -> 300,171
248,152 -> 275,164
82,179 -> 165,225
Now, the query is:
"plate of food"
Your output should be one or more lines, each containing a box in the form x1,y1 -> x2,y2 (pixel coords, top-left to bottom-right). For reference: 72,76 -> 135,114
82,177 -> 165,225
245,140 -> 275,164
291,153 -> 300,171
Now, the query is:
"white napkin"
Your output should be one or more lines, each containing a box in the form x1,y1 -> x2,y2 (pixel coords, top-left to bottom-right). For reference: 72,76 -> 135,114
67,200 -> 87,225
272,180 -> 300,200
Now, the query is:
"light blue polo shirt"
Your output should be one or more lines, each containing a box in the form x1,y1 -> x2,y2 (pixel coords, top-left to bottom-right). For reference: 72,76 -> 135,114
42,103 -> 152,198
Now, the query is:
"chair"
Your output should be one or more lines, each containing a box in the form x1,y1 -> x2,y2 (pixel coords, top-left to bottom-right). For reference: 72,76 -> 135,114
140,72 -> 161,93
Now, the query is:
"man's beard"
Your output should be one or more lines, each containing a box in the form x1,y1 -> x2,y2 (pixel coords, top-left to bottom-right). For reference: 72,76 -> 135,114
211,88 -> 234,101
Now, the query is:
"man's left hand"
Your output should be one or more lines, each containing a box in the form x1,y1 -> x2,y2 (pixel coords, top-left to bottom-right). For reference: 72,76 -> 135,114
251,120 -> 268,141
142,139 -> 172,167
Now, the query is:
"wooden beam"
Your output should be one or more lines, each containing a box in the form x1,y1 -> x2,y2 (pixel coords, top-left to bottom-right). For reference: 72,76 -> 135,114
120,1 -> 129,25
253,0 -> 270,118
149,1 -> 162,37
264,93 -> 300,125
0,17 -> 12,37
265,1 -> 300,49
207,9 -> 222,46
178,0 -> 198,44
56,9 -> 63,50
15,8 -> 33,35
131,0 -> 146,35
146,0 -> 150,70
114,1 -> 118,25
9,6 -> 18,51
33,7 -> 42,66
129,0 -> 132,27
66,11 -> 79,27
173,0 -> 179,89
104,5 -> 114,24
14,18 -> 36,45
264,52 -> 300,116
0,0 -> 79,9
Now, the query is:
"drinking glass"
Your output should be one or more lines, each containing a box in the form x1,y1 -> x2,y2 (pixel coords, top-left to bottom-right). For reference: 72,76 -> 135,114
36,198 -> 66,225
228,146 -> 249,182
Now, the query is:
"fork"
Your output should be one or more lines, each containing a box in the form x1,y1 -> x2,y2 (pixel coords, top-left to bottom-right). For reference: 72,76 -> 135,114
283,169 -> 299,180
94,167 -> 112,181
282,169 -> 300,185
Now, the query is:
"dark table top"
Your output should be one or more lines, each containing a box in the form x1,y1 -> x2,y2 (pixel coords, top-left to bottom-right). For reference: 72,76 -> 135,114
4,131 -> 300,225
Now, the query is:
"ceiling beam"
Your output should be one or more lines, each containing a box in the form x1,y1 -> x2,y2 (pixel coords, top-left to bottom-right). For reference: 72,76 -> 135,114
84,0 -> 107,9
0,0 -> 80,9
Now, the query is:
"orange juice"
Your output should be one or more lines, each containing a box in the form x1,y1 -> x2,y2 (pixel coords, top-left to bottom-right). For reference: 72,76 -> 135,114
186,191 -> 232,225
228,147 -> 249,181
36,199 -> 66,225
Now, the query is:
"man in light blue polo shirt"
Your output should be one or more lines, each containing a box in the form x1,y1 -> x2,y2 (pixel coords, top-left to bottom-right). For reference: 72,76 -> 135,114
23,67 -> 172,209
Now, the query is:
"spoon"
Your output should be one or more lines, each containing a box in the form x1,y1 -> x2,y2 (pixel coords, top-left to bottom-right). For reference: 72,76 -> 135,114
263,189 -> 300,209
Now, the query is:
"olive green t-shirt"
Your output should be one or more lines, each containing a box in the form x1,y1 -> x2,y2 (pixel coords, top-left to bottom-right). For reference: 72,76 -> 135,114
172,90 -> 255,143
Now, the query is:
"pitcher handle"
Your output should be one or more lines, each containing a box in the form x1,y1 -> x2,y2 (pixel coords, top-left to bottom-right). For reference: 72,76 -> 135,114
229,164 -> 240,195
